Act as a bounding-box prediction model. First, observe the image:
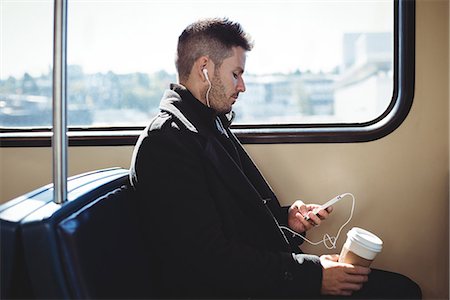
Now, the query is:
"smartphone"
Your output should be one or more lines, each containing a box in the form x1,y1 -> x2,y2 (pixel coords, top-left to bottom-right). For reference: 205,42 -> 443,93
304,194 -> 343,221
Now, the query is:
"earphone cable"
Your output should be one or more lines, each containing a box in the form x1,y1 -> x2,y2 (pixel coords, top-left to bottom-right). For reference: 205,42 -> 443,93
280,193 -> 355,250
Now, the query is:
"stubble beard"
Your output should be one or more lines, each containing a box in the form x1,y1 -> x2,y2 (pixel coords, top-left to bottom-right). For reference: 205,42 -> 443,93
209,76 -> 231,114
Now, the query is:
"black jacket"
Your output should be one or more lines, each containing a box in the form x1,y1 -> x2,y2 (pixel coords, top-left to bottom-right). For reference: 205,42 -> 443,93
130,84 -> 323,298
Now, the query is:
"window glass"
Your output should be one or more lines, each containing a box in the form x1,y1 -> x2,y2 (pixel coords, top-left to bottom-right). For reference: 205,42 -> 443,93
0,0 -> 53,128
0,0 -> 393,128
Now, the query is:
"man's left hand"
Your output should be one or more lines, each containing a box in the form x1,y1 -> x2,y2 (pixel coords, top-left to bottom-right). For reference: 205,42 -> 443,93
288,200 -> 333,233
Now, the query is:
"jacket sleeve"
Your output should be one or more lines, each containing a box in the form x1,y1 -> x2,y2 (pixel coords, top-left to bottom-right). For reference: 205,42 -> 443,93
131,124 -> 323,298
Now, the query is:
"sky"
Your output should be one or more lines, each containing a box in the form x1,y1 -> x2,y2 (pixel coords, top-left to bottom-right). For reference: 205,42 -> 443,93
0,0 -> 392,79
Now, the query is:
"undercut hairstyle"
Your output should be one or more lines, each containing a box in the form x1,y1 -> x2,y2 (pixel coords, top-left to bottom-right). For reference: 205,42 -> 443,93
176,18 -> 253,82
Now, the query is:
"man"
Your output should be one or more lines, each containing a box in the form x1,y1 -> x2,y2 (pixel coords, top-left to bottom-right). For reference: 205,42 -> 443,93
130,18 -> 421,299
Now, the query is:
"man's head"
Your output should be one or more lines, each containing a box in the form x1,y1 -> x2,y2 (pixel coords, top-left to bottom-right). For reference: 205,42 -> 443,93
176,18 -> 253,114
176,18 -> 253,82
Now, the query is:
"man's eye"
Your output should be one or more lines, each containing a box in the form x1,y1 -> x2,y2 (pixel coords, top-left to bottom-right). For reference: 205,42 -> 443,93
233,73 -> 238,79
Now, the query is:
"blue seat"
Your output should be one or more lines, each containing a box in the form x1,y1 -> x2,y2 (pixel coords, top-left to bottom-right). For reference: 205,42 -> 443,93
0,168 -> 156,299
56,185 -> 156,298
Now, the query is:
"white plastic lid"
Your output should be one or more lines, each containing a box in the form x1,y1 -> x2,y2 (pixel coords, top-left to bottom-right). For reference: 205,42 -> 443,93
346,227 -> 383,260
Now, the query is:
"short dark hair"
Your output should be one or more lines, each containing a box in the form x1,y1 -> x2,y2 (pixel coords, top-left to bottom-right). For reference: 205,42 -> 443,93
176,18 -> 253,82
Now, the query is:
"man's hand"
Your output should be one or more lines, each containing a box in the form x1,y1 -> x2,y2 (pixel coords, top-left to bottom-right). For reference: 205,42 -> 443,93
287,200 -> 332,233
320,254 -> 371,296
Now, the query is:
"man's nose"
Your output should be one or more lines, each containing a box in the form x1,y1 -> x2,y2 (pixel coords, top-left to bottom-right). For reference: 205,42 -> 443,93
237,77 -> 246,93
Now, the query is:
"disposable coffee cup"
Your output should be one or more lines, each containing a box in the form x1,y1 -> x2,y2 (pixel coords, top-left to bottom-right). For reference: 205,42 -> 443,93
338,227 -> 383,267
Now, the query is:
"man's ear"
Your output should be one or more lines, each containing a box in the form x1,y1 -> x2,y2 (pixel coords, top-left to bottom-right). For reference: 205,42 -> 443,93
194,56 -> 210,81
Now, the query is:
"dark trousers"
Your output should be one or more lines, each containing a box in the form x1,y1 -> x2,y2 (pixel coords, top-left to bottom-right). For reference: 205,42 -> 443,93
321,269 -> 422,299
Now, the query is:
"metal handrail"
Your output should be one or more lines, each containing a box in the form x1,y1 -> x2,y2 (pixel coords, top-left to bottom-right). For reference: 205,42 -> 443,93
52,0 -> 68,204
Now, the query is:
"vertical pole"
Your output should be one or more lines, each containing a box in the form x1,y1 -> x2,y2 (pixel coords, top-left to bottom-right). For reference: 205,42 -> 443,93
52,0 -> 68,204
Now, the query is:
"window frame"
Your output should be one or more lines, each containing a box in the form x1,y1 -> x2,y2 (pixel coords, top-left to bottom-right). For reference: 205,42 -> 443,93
0,0 -> 414,147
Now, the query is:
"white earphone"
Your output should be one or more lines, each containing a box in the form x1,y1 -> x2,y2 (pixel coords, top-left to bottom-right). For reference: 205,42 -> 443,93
203,68 -> 209,80
203,68 -> 212,108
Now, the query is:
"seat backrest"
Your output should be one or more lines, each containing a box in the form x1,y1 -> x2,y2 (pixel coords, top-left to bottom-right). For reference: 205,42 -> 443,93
1,217 -> 34,299
56,185 -> 156,299
1,183 -> 56,299
1,168 -> 156,299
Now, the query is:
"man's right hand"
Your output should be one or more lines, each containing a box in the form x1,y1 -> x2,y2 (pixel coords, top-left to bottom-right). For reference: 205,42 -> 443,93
320,254 -> 371,296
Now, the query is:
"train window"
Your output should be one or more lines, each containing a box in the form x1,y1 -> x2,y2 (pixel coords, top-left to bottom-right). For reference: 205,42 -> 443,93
0,1 -> 53,128
0,0 -> 414,145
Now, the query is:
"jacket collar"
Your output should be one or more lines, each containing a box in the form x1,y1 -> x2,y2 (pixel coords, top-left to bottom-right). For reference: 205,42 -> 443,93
160,84 -> 236,137
159,89 -> 198,133
159,84 -> 217,135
